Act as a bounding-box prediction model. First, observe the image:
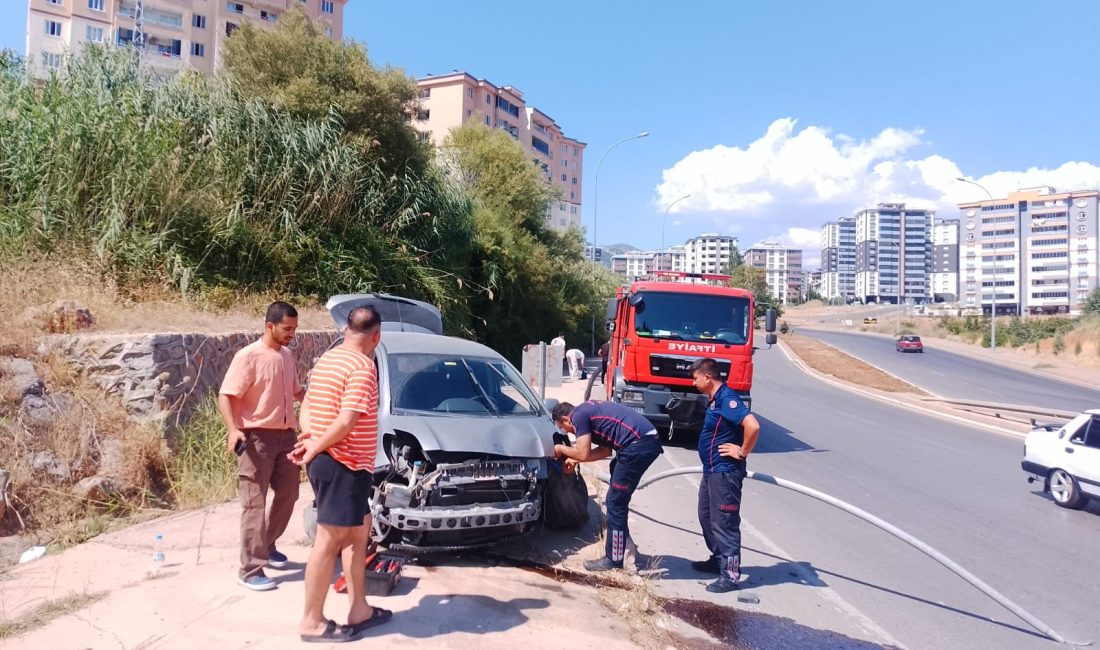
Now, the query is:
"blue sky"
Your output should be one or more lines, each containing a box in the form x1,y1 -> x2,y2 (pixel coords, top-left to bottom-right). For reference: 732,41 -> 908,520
6,1 -> 1100,265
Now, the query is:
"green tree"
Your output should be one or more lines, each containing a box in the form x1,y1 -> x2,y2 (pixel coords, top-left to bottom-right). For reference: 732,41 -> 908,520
222,7 -> 427,176
729,243 -> 744,270
1083,287 -> 1100,316
728,265 -> 783,317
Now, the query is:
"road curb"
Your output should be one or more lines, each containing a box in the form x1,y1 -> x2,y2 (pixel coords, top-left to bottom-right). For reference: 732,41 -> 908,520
786,333 -> 940,399
776,341 -> 1025,439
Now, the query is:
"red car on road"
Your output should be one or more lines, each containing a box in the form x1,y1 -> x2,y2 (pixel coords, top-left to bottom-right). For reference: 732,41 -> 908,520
896,335 -> 923,353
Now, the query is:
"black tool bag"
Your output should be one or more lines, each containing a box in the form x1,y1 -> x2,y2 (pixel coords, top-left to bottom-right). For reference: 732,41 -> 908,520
544,459 -> 591,529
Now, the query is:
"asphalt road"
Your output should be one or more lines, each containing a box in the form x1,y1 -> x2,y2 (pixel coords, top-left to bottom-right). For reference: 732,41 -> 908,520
797,328 -> 1100,413
626,347 -> 1100,649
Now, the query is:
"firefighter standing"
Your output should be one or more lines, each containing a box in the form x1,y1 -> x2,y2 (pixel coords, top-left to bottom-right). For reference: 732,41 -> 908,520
689,358 -> 761,593
551,401 -> 663,571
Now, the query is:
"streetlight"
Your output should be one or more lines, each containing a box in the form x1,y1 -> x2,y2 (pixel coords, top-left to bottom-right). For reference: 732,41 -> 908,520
590,131 -> 650,262
956,177 -> 999,351
588,131 -> 649,358
661,193 -> 691,270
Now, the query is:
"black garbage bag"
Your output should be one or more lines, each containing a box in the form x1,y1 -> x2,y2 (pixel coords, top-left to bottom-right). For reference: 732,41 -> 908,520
544,459 -> 590,529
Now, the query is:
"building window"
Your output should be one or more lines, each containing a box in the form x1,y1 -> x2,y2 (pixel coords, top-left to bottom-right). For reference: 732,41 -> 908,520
322,0 -> 335,13
225,22 -> 238,36
531,136 -> 550,156
416,109 -> 429,121
192,14 -> 206,29
561,174 -> 567,182
465,109 -> 472,119
88,0 -> 105,10
466,87 -> 473,98
42,52 -> 62,69
46,0 -> 62,5
571,177 -> 577,185
86,25 -> 104,42
45,20 -> 63,37
324,26 -> 333,38
484,115 -> 490,126
260,10 -> 277,21
191,42 -> 205,57
227,2 -> 244,14
418,88 -> 430,99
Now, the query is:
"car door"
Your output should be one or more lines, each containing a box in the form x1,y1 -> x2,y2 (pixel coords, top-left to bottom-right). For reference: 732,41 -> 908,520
1072,415 -> 1100,498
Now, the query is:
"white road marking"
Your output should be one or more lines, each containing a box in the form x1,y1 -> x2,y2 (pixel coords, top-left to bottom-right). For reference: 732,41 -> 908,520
654,450 -> 907,649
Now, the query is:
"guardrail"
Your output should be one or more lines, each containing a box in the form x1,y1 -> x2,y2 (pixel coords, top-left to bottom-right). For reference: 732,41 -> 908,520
918,397 -> 1077,427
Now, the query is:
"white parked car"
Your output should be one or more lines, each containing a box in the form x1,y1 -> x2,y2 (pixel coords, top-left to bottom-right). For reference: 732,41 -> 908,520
1022,409 -> 1100,509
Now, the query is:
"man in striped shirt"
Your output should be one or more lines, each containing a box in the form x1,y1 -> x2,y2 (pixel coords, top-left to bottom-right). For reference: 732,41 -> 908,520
291,306 -> 391,643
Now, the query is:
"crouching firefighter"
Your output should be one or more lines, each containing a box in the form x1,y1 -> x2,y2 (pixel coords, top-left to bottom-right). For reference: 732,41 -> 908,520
690,358 -> 761,593
551,401 -> 663,571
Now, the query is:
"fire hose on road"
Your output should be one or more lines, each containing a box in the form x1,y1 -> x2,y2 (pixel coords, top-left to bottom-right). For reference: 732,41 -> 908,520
592,466 -> 1090,646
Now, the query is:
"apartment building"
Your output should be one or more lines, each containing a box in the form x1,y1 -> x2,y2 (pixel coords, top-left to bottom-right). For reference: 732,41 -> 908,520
745,242 -> 804,304
931,219 -> 960,302
957,187 -> 1099,315
652,245 -> 687,273
413,71 -> 586,232
26,0 -> 346,76
611,252 -> 653,279
684,233 -> 738,275
820,216 -> 856,302
854,203 -> 934,304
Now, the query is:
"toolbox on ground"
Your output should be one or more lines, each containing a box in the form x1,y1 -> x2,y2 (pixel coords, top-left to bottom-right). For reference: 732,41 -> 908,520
364,552 -> 406,597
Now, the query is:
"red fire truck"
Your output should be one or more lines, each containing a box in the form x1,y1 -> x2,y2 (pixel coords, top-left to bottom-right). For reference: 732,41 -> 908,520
594,272 -> 777,436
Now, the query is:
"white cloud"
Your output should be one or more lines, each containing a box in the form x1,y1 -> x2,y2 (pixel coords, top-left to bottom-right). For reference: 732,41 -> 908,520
656,118 -> 1100,269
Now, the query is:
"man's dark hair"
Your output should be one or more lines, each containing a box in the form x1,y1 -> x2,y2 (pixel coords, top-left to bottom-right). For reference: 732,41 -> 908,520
691,358 -> 722,379
265,301 -> 298,325
347,305 -> 382,334
551,402 -> 575,422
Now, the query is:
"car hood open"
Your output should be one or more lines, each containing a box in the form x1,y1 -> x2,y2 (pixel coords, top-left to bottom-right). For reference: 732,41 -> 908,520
326,294 -> 443,335
387,412 -> 556,460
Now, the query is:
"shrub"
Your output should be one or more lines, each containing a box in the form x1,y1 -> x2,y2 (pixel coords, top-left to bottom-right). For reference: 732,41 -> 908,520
1053,334 -> 1066,355
166,396 -> 239,509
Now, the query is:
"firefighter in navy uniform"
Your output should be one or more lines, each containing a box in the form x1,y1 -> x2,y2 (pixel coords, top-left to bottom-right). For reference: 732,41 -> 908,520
551,401 -> 663,571
689,358 -> 762,593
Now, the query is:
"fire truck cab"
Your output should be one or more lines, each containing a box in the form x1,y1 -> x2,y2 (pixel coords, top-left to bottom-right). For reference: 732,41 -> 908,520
601,273 -> 777,435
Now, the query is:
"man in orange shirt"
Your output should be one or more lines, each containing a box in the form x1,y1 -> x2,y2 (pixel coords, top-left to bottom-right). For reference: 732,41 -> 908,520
218,301 -> 305,592
291,306 -> 391,643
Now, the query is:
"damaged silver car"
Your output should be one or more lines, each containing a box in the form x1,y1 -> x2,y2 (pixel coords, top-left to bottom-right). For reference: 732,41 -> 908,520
316,294 -> 557,553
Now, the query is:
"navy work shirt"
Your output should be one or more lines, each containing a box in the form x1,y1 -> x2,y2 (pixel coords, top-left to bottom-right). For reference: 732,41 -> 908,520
698,384 -> 751,473
571,401 -> 656,451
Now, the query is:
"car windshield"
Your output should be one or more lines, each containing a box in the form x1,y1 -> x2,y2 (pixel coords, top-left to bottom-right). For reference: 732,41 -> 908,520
901,336 -> 921,342
388,353 -> 540,416
634,293 -> 751,344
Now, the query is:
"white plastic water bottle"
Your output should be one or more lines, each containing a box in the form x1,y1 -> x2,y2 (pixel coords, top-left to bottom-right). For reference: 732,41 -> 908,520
151,533 -> 165,575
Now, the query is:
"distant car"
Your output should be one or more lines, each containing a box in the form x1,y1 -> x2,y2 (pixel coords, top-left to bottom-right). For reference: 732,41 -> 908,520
896,335 -> 923,353
1023,410 -> 1100,509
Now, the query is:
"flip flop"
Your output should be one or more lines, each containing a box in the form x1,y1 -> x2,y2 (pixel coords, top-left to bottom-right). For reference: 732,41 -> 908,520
346,607 -> 393,639
300,619 -> 351,644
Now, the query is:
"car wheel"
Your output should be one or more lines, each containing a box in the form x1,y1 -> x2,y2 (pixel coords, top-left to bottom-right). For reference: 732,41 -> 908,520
1048,469 -> 1087,509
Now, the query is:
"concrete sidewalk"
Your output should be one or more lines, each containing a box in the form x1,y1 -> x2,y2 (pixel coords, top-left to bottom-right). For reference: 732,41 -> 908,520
1,483 -> 648,650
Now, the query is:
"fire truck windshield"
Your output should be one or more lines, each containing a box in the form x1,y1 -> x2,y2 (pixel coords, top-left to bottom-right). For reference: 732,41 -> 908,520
634,293 -> 751,344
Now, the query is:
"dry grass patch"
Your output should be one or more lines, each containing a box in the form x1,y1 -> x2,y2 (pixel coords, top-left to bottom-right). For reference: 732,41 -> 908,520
782,334 -> 926,395
0,591 -> 106,640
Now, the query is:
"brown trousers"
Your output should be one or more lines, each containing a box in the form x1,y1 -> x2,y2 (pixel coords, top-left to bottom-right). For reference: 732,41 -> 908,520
238,428 -> 300,579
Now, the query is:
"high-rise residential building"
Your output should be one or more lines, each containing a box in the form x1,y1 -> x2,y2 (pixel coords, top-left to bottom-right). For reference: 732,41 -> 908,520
931,219 -> 960,302
611,252 -> 653,279
745,242 -> 803,304
685,234 -> 738,275
652,245 -> 687,273
957,187 -> 1099,315
26,0 -> 346,77
854,203 -> 934,304
808,269 -> 822,296
820,216 -> 856,302
413,72 -> 586,233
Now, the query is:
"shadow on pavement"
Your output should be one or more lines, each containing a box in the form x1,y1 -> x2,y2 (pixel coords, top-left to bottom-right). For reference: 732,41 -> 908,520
352,594 -> 550,639
628,508 -> 1049,643
659,414 -> 821,454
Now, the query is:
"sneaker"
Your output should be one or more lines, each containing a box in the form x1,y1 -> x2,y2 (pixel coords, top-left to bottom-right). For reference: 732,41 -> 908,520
237,574 -> 277,592
690,557 -> 721,574
267,549 -> 289,569
583,557 -> 623,572
705,575 -> 739,593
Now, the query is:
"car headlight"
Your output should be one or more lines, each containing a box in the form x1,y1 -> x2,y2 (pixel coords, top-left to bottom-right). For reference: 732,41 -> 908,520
622,390 -> 644,403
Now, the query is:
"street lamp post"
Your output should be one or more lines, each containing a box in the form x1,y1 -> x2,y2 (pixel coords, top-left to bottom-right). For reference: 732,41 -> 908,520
956,177 -> 998,350
590,131 -> 650,261
661,193 -> 691,270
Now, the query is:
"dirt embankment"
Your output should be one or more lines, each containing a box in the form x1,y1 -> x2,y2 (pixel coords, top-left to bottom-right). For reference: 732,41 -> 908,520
781,334 -> 926,395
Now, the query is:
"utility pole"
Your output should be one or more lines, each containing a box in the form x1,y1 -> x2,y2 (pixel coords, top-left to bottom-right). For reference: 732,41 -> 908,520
134,0 -> 145,51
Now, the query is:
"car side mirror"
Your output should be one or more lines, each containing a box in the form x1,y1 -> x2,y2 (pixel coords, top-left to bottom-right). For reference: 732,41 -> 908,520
765,308 -> 778,333
766,333 -> 778,345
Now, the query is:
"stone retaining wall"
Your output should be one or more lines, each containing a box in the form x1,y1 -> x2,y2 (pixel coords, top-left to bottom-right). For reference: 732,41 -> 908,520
47,331 -> 339,427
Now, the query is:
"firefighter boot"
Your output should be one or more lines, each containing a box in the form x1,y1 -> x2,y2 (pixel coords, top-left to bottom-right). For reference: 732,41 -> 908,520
705,555 -> 740,593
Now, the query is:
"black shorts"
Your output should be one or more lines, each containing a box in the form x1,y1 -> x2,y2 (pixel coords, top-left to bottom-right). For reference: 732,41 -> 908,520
307,452 -> 373,527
